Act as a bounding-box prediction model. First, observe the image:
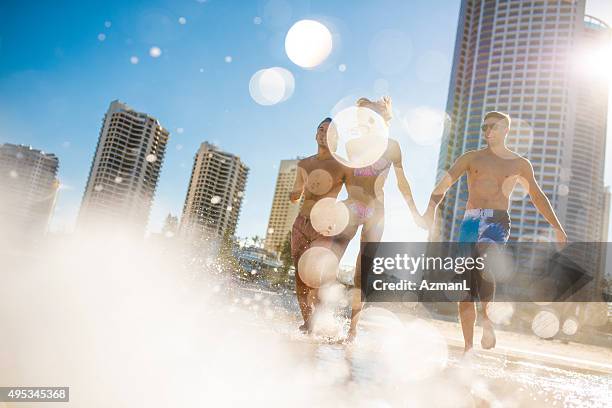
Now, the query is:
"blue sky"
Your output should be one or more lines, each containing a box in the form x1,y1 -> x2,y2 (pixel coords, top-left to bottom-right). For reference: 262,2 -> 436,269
1,0 -> 611,247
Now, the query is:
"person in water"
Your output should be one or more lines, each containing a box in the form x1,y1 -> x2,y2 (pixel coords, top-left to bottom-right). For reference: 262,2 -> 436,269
421,110 -> 567,353
290,117 -> 351,333
331,96 -> 423,341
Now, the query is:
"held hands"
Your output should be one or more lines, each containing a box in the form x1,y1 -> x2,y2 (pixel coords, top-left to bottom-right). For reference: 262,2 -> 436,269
407,204 -> 429,230
415,207 -> 440,242
289,191 -> 301,202
413,212 -> 429,230
405,201 -> 426,229
419,207 -> 435,230
411,207 -> 436,232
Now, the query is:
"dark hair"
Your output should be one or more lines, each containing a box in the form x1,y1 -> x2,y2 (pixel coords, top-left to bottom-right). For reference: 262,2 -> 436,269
318,117 -> 332,127
484,111 -> 511,128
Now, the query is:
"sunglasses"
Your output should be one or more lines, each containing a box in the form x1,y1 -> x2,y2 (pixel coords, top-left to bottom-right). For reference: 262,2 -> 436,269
481,123 -> 506,132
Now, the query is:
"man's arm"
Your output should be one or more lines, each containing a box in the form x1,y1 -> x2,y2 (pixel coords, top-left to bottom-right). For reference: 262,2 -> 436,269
422,152 -> 473,228
520,159 -> 567,243
389,141 -> 423,226
290,162 -> 306,202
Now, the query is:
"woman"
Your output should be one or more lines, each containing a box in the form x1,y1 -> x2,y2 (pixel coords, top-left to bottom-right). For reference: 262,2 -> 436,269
332,96 -> 422,341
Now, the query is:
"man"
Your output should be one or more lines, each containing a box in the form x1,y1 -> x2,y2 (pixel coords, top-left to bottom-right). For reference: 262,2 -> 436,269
421,111 -> 567,352
290,117 -> 351,333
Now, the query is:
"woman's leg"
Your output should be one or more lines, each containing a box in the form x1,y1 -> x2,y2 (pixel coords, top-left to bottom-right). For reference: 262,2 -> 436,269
347,211 -> 385,340
330,219 -> 359,261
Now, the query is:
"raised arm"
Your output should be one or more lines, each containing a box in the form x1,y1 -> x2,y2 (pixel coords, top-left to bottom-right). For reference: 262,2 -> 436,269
422,152 -> 473,228
520,159 -> 567,243
290,163 -> 306,203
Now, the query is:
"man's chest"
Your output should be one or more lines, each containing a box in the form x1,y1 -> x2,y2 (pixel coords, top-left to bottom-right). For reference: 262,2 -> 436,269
469,156 -> 521,179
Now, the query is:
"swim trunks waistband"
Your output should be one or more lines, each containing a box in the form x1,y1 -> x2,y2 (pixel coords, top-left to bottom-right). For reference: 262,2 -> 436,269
463,208 -> 509,219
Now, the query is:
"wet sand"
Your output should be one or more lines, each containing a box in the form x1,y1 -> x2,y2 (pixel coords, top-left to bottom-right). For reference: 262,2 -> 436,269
243,285 -> 612,408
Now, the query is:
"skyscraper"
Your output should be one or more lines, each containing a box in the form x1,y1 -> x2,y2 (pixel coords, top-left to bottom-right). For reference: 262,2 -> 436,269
264,159 -> 302,255
566,15 -> 609,244
566,15 -> 610,294
602,187 -> 610,243
78,100 -> 169,233
437,0 -> 609,248
179,142 -> 248,243
598,186 -> 610,296
0,144 -> 59,243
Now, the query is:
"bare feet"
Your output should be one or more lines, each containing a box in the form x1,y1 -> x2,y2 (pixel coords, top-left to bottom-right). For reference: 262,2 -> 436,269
299,319 -> 312,334
344,328 -> 357,344
460,347 -> 476,366
481,319 -> 496,349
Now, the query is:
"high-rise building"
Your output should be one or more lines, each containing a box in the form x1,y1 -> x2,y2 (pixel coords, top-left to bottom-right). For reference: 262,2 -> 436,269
602,187 -> 610,243
566,15 -> 609,245
0,144 -> 59,243
598,186 -> 610,294
179,142 -> 248,243
264,159 -> 302,255
437,1 -> 609,248
568,15 -> 610,297
78,100 -> 169,233
161,213 -> 179,238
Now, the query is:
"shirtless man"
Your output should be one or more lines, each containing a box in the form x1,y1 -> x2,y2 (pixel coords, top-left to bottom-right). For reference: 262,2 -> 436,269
421,111 -> 567,352
333,97 -> 422,341
290,117 -> 351,333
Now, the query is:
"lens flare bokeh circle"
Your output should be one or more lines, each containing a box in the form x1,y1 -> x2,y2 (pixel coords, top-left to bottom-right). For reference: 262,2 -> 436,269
249,67 -> 295,105
285,19 -> 333,68
309,198 -> 349,237
327,106 -> 389,168
297,246 -> 339,288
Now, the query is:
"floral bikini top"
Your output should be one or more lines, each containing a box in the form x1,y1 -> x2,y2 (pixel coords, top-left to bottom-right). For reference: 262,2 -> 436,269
353,157 -> 391,177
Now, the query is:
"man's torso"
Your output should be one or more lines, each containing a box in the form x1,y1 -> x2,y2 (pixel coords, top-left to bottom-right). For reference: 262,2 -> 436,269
465,149 -> 524,211
298,155 -> 348,217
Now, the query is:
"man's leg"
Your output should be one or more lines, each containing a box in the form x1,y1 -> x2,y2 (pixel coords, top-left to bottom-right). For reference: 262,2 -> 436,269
459,301 -> 476,352
291,217 -> 314,331
457,212 -> 482,353
295,269 -> 313,331
480,301 -> 496,349
294,216 -> 338,332
476,242 -> 497,349
459,260 -> 481,352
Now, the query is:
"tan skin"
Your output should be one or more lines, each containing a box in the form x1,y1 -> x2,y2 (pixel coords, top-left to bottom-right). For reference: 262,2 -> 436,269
344,138 -> 420,215
334,97 -> 422,341
421,115 -> 567,352
291,126 -> 348,218
338,139 -> 422,341
347,98 -> 421,221
290,120 -> 351,328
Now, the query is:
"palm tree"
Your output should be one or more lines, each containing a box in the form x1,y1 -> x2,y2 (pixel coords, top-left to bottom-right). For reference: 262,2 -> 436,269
251,235 -> 262,248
